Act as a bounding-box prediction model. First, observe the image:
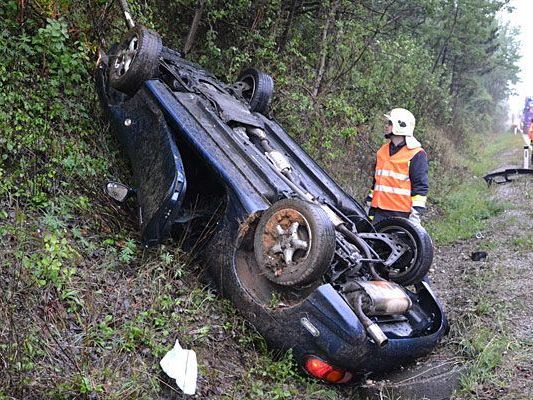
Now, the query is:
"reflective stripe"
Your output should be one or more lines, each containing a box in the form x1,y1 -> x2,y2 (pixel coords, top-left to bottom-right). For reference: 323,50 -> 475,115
371,143 -> 423,212
375,169 -> 410,181
411,195 -> 427,208
373,184 -> 411,196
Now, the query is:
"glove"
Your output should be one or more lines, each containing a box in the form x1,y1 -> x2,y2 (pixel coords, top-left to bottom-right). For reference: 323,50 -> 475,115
409,208 -> 421,225
364,194 -> 372,215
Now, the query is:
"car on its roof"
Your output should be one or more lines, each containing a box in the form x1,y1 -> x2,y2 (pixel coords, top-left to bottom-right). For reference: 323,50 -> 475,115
96,24 -> 447,384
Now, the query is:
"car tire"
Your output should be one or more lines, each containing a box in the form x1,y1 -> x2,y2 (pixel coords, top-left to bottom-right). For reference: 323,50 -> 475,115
237,68 -> 274,115
160,46 -> 182,61
253,199 -> 335,286
373,217 -> 433,286
109,26 -> 162,96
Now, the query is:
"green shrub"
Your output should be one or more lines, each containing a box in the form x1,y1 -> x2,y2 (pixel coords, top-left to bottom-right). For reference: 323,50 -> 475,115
0,11 -> 107,208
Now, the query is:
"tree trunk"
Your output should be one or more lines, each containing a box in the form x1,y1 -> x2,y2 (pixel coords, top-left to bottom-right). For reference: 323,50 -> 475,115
431,2 -> 459,74
183,0 -> 207,56
312,0 -> 339,99
277,0 -> 298,53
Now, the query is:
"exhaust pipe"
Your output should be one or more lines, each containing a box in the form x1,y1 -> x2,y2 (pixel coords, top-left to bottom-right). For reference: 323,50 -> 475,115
353,295 -> 388,347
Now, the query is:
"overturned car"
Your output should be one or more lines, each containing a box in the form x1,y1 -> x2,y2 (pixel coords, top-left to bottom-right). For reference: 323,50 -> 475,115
96,25 -> 447,383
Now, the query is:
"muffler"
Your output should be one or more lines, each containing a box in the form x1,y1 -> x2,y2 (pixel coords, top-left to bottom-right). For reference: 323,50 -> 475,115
349,281 -> 412,347
357,281 -> 412,315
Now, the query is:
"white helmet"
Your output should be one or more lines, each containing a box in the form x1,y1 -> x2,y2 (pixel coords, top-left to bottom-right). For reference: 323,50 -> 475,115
383,108 -> 420,149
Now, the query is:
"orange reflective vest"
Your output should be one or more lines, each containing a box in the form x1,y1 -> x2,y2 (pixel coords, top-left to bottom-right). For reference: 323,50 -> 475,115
371,143 -> 423,212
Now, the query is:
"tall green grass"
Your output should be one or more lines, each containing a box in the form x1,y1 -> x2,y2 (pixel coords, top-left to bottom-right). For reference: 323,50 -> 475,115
426,133 -> 523,244
427,180 -> 504,244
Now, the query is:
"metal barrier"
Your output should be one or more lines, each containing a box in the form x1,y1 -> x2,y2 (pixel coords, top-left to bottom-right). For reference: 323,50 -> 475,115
483,139 -> 533,185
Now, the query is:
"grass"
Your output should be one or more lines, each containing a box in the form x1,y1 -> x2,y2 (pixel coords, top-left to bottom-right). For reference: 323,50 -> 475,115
426,180 -> 504,244
444,261 -> 519,398
453,296 -> 523,399
459,328 -> 517,394
425,133 -> 522,245
465,133 -> 525,176
511,234 -> 533,250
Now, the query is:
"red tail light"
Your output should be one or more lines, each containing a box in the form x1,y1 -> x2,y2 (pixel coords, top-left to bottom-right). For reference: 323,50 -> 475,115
304,356 -> 352,383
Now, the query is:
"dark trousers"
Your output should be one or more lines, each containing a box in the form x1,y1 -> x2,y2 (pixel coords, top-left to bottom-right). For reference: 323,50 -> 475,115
369,207 -> 410,223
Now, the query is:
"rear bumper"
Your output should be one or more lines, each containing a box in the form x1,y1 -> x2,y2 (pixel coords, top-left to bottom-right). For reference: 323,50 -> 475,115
270,283 -> 447,374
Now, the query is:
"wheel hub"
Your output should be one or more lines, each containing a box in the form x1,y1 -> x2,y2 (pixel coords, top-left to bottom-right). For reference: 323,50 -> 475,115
114,36 -> 138,77
261,209 -> 312,276
270,221 -> 309,267
240,75 -> 256,102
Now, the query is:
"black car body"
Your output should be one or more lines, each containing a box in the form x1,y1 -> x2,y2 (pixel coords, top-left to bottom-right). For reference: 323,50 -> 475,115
96,26 -> 447,383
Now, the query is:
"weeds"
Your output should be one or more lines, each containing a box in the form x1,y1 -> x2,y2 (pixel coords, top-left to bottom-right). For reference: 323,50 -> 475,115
458,328 -> 518,396
426,133 -> 516,245
425,132 -> 532,399
427,180 -> 504,244
511,235 -> 533,250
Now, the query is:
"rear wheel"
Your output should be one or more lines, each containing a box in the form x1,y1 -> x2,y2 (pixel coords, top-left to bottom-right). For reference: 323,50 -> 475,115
254,199 -> 335,286
373,217 -> 433,286
237,68 -> 274,115
109,26 -> 162,95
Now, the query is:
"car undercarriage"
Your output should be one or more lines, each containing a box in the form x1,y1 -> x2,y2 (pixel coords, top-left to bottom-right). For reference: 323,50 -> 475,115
96,20 -> 447,383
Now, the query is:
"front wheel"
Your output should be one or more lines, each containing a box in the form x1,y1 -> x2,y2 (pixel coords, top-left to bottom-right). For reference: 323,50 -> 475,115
253,199 -> 335,287
373,217 -> 434,286
109,26 -> 162,96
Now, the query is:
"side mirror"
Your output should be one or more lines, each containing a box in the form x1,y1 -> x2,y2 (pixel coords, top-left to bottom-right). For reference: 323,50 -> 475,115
104,181 -> 135,203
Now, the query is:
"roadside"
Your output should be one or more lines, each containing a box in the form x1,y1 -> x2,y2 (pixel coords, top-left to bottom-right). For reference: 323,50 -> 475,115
430,133 -> 533,399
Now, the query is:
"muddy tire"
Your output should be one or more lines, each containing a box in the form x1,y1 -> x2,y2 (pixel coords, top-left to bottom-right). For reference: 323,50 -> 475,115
253,199 -> 335,286
109,26 -> 162,96
373,217 -> 433,286
237,68 -> 273,115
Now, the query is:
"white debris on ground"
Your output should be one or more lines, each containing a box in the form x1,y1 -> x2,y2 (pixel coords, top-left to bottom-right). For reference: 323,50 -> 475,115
160,339 -> 198,395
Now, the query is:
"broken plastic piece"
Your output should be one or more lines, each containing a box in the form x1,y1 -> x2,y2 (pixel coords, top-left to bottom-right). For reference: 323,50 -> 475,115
160,339 -> 197,395
471,251 -> 487,262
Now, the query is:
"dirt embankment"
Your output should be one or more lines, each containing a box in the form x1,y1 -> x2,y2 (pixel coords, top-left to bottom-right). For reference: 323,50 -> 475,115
431,142 -> 533,399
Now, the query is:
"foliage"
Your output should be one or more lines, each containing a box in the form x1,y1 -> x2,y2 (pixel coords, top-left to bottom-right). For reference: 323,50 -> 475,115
0,8 -> 108,208
147,0 -> 520,197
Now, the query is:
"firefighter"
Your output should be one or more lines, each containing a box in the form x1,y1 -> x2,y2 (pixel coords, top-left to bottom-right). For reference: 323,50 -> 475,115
365,108 -> 428,225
